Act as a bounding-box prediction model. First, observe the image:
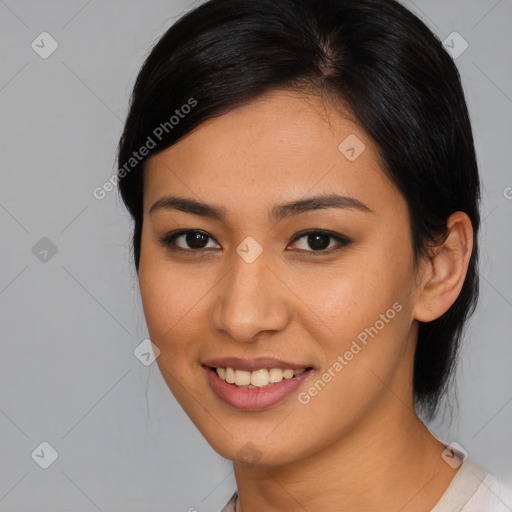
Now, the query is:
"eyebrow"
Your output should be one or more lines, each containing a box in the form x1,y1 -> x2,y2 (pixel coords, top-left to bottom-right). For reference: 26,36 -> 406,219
149,193 -> 373,222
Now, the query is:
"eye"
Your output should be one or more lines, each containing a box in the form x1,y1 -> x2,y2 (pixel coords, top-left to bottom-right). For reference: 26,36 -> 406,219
159,230 -> 221,252
288,230 -> 351,253
159,229 -> 350,255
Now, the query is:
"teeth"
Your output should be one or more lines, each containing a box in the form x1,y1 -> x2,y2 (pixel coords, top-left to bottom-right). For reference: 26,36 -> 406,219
215,366 -> 309,387
225,367 -> 236,384
251,369 -> 269,387
283,369 -> 294,379
234,370 -> 251,386
269,368 -> 284,383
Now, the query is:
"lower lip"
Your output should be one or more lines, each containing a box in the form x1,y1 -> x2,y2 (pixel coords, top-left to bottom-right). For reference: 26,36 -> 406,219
204,367 -> 313,410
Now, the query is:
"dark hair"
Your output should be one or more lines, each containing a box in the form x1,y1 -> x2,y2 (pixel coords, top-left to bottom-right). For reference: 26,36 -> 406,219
117,0 -> 480,418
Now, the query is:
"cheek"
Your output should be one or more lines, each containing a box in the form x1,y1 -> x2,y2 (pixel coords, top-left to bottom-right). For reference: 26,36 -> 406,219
138,230 -> 218,335
287,260 -> 414,431
139,275 -> 214,367
138,251 -> 211,406
138,241 -> 202,359
291,249 -> 413,350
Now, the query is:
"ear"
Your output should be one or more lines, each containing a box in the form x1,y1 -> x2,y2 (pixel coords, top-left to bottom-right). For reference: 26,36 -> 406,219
414,212 -> 474,322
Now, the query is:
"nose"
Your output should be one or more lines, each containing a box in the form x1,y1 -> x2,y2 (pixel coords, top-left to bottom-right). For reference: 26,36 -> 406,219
210,255 -> 291,343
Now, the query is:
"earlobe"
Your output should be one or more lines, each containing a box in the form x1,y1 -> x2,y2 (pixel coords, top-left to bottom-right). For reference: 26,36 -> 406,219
414,212 -> 474,322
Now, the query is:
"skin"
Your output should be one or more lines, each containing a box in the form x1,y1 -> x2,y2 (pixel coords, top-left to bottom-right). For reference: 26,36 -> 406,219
138,89 -> 474,511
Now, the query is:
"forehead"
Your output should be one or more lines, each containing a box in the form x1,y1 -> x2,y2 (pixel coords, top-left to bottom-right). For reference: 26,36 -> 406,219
143,89 -> 402,217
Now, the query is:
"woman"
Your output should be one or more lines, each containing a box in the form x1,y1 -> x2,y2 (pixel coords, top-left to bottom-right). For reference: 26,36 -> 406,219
117,0 -> 503,510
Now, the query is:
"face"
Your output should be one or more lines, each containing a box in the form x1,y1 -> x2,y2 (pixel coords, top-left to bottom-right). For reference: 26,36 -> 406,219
139,89 -> 423,466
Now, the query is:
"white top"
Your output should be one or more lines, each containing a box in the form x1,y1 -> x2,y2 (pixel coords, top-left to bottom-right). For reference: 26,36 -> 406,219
220,458 -> 509,512
431,458 -> 507,511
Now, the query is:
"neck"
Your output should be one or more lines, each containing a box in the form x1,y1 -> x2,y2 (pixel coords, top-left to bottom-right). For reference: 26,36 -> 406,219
233,394 -> 457,512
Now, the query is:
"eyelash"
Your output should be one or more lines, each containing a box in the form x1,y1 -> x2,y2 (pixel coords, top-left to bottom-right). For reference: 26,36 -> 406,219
158,229 -> 352,256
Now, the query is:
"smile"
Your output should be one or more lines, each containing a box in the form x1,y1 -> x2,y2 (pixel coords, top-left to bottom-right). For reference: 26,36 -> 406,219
203,363 -> 314,410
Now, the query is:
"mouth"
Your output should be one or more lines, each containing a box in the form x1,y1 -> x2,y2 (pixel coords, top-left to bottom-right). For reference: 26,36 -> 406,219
202,358 -> 315,410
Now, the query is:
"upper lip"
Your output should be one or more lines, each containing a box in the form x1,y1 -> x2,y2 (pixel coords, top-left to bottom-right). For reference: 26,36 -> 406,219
202,357 -> 312,372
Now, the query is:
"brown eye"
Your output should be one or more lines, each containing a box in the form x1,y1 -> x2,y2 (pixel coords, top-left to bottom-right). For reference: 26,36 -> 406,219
160,230 -> 220,251
289,230 -> 351,253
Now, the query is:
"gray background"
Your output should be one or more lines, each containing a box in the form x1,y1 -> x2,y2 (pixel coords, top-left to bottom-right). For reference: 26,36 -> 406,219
1,1 -> 511,511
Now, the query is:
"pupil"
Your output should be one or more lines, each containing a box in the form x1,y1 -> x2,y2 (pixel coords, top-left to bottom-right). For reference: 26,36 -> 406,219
308,233 -> 330,250
187,232 -> 208,249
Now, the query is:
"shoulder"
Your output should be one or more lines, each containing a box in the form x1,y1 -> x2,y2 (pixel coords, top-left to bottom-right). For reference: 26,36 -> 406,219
432,457 -> 512,512
461,473 -> 512,512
